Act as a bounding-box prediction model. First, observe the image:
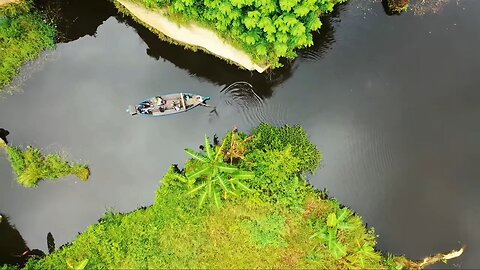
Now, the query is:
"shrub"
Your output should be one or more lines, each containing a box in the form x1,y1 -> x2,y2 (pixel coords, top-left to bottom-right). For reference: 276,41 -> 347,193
249,123 -> 322,174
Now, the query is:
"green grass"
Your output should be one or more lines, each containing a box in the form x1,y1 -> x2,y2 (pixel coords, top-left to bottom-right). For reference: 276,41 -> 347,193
0,1 -> 56,90
21,125 -> 410,269
2,144 -> 90,187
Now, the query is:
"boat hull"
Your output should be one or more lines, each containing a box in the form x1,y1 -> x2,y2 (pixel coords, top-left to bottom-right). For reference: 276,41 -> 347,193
127,93 -> 209,117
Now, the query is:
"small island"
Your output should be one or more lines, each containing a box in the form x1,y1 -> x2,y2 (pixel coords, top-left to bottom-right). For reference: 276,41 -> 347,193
115,0 -> 347,72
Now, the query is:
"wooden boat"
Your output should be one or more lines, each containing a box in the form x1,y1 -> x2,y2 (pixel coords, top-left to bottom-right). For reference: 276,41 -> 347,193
126,93 -> 210,116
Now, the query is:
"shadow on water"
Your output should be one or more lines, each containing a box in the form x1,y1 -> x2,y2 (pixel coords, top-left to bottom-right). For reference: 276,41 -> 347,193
0,214 -> 47,267
0,128 -> 9,144
34,0 -> 117,43
32,0 -> 343,98
297,4 -> 345,61
114,5 -> 343,99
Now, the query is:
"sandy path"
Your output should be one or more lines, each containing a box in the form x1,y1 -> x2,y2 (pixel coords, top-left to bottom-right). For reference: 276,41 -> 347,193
0,0 -> 20,7
116,0 -> 267,73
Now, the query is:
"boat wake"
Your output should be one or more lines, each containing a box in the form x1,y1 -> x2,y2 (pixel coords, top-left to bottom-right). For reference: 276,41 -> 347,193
209,81 -> 286,127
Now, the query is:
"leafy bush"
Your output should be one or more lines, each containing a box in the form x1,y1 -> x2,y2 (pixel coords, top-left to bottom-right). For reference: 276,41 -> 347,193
127,0 -> 347,68
0,2 -> 56,90
3,145 -> 90,187
249,123 -> 322,173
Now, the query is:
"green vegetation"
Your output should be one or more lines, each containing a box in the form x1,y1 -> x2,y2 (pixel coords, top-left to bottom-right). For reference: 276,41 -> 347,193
0,138 -> 90,187
0,1 -> 56,90
22,124 -> 415,269
386,0 -> 409,13
121,0 -> 347,68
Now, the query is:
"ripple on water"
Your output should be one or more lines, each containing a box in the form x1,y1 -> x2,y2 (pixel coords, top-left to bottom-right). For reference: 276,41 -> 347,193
209,81 -> 287,127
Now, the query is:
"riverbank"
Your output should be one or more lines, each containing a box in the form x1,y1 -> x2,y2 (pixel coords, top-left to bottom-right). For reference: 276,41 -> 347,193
115,0 -> 267,72
0,0 -> 56,91
10,125 -> 460,269
115,0 -> 346,71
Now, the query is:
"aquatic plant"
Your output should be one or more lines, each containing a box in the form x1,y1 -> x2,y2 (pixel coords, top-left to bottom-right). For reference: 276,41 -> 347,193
122,0 -> 347,68
385,0 -> 409,13
181,135 -> 255,207
0,2 -> 56,90
2,144 -> 89,187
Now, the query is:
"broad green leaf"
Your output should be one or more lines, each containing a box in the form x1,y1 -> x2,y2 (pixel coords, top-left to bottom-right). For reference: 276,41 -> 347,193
217,164 -> 238,173
75,259 -> 89,270
336,208 -> 351,222
187,165 -> 210,180
325,228 -> 346,259
186,183 -> 207,196
198,189 -> 208,207
172,173 -> 188,183
232,179 -> 252,192
184,149 -> 208,162
204,135 -> 213,159
232,170 -> 255,179
207,180 -> 212,197
327,213 -> 337,227
213,190 -> 221,208
214,139 -> 226,163
216,175 -> 230,192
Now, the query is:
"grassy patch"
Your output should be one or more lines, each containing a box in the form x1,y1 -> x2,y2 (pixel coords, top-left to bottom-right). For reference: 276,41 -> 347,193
2,143 -> 89,187
0,1 -> 56,90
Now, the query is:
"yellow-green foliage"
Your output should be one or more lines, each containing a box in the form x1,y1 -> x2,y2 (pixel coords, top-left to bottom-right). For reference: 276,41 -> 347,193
23,126 -> 397,269
0,1 -> 56,90
3,145 -> 89,187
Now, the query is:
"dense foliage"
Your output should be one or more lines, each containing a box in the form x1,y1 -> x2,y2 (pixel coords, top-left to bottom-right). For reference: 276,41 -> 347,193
1,140 -> 89,187
0,1 -> 56,90
21,125 -> 404,269
127,0 -> 347,68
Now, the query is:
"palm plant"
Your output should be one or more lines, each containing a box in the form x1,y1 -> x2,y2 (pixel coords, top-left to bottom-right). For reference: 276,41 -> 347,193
182,135 -> 255,208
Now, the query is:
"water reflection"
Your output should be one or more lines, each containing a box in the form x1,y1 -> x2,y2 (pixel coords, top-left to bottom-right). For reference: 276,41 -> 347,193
0,128 -> 9,144
298,5 -> 344,61
33,0 -> 342,98
114,6 -> 342,99
0,213 -> 45,267
34,0 -> 116,43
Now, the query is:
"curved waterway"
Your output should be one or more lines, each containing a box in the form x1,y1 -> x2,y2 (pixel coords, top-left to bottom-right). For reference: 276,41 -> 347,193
1,0 -> 480,267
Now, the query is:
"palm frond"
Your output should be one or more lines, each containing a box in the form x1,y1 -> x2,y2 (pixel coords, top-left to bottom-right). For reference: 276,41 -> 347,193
217,164 -> 239,173
204,135 -> 214,160
185,148 -> 208,162
186,183 -> 207,196
213,190 -> 221,208
214,138 -> 227,163
216,175 -> 230,192
232,179 -> 252,192
198,189 -> 209,207
187,165 -> 210,180
232,170 -> 255,179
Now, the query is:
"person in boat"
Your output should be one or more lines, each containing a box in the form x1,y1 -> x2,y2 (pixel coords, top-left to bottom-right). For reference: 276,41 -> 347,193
173,101 -> 181,111
154,96 -> 164,106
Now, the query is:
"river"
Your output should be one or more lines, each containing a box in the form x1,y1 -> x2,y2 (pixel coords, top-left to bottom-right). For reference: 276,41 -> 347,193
0,0 -> 479,268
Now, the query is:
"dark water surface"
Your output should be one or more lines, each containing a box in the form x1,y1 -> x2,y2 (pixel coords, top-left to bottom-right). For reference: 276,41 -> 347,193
1,0 -> 479,267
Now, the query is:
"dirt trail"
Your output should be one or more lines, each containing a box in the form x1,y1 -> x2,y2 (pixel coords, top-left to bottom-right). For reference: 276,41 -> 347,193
0,0 -> 20,7
116,0 -> 268,73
